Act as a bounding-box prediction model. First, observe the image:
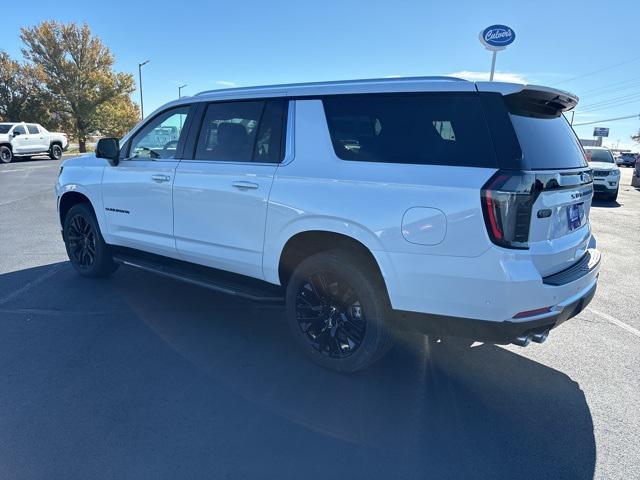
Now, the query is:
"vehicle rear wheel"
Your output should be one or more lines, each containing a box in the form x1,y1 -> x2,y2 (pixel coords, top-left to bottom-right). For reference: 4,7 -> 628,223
285,249 -> 395,373
0,146 -> 12,164
63,203 -> 119,277
50,144 -> 63,160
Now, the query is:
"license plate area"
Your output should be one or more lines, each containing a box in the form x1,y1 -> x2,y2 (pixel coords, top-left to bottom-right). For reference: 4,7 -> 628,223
566,203 -> 584,231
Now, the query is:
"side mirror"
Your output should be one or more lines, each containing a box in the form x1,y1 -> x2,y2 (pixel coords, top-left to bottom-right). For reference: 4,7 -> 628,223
96,137 -> 120,166
12,130 -> 20,136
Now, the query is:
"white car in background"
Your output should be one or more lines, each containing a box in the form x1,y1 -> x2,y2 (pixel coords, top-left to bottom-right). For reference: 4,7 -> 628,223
584,146 -> 621,201
0,122 -> 68,164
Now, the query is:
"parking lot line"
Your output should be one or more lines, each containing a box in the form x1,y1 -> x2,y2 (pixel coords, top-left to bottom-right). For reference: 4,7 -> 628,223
0,263 -> 64,306
587,307 -> 640,339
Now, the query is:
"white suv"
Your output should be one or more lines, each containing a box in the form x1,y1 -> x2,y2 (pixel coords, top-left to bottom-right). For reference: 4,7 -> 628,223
0,122 -> 68,163
583,146 -> 621,201
56,77 -> 601,372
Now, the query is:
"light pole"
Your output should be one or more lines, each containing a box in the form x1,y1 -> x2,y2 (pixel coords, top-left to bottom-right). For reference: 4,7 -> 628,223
178,83 -> 188,98
138,60 -> 150,119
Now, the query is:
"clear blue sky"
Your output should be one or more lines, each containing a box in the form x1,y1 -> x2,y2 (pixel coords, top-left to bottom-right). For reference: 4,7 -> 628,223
3,0 -> 639,149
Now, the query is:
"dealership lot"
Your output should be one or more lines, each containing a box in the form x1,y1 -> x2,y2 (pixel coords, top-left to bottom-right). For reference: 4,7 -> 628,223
0,158 -> 638,479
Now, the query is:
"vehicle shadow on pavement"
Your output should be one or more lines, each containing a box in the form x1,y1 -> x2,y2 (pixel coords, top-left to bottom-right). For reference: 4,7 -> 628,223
0,262 -> 596,480
591,198 -> 621,208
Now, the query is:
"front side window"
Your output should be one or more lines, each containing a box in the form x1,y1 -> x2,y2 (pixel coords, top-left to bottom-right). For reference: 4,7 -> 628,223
195,99 -> 287,163
27,124 -> 40,134
13,125 -> 26,135
322,94 -> 497,168
129,106 -> 190,160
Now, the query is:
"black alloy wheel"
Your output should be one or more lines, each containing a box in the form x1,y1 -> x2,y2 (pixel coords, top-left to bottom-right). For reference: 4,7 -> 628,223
295,271 -> 366,358
66,213 -> 97,269
63,203 -> 118,277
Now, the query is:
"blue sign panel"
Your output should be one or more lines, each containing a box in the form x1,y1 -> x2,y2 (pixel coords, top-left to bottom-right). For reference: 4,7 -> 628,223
593,127 -> 609,137
480,25 -> 516,50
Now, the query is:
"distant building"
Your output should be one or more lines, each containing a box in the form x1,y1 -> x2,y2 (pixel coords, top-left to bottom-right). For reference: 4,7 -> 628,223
580,138 -> 602,147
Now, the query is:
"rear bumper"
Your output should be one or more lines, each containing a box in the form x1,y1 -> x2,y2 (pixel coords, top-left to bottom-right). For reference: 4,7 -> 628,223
395,280 -> 597,344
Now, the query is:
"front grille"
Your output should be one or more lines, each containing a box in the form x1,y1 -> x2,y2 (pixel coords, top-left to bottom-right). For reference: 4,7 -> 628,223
592,170 -> 610,177
593,184 -> 608,192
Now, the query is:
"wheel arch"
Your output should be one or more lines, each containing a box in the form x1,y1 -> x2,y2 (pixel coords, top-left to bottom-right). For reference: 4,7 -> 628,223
276,230 -> 391,295
59,191 -> 95,226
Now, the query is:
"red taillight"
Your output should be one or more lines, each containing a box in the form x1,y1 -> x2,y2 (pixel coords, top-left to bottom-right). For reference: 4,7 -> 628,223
513,307 -> 552,319
480,171 -> 537,250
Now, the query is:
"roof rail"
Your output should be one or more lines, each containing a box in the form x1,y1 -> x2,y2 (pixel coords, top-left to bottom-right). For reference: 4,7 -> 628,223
195,76 -> 468,96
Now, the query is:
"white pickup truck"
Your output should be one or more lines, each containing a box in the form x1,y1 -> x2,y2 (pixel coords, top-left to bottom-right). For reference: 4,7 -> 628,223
0,122 -> 68,163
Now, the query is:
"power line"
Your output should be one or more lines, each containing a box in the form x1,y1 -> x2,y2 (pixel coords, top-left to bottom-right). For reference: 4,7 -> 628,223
579,90 -> 640,110
578,96 -> 640,114
579,75 -> 640,95
553,55 -> 640,86
573,114 -> 639,127
580,80 -> 640,99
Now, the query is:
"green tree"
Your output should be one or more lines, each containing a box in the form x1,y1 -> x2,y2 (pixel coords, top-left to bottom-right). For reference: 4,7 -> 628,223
92,96 -> 140,138
0,51 -> 49,122
20,21 -> 136,152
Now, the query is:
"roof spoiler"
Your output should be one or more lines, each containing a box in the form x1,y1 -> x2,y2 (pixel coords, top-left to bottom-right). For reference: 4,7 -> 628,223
476,82 -> 578,117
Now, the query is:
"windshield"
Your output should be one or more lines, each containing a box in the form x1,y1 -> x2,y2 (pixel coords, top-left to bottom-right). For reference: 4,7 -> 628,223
585,149 -> 614,163
0,125 -> 12,134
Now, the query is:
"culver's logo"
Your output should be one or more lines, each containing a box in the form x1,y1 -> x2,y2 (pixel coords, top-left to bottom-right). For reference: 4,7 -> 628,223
480,25 -> 516,50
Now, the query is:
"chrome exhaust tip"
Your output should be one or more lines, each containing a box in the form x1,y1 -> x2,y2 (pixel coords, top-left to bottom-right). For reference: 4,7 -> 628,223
512,334 -> 531,347
531,330 -> 549,344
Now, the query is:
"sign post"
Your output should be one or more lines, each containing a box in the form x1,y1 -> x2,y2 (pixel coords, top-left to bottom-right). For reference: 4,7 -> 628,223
479,25 -> 516,81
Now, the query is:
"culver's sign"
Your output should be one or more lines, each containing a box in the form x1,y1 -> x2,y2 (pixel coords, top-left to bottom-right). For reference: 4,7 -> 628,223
479,25 -> 515,51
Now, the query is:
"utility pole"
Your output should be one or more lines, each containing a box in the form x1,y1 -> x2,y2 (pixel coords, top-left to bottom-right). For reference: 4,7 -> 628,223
178,83 -> 188,98
138,60 -> 150,119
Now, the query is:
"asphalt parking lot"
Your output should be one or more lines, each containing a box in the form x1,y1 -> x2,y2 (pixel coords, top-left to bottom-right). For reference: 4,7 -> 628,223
1,156 -> 639,479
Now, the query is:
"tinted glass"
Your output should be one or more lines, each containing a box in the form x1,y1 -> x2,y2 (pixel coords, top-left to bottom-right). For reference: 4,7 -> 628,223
584,148 -> 614,163
322,94 -> 497,167
129,106 -> 190,159
254,100 -> 287,163
195,101 -> 264,162
0,125 -> 11,134
510,115 -> 588,170
27,124 -> 39,134
13,125 -> 26,134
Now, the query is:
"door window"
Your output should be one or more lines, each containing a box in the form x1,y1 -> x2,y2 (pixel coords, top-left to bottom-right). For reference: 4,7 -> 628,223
195,99 -> 287,163
129,106 -> 190,160
13,125 -> 26,135
27,124 -> 40,134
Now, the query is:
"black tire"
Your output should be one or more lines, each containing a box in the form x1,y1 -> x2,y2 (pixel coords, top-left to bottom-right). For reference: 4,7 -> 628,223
50,143 -> 63,160
285,249 -> 395,372
63,203 -> 118,277
0,145 -> 12,164
609,188 -> 619,202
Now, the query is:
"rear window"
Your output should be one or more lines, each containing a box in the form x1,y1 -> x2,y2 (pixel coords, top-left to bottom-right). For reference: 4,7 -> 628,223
322,94 -> 498,168
584,149 -> 614,163
509,114 -> 587,170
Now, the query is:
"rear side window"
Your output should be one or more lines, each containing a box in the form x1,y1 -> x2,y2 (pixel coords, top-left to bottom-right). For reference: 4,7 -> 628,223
322,94 -> 498,168
195,99 -> 287,163
27,124 -> 40,134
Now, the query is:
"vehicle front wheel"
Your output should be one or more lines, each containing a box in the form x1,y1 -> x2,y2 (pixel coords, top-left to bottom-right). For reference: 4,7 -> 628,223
285,250 -> 395,373
63,203 -> 118,277
49,144 -> 63,160
609,188 -> 619,202
0,145 -> 12,164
